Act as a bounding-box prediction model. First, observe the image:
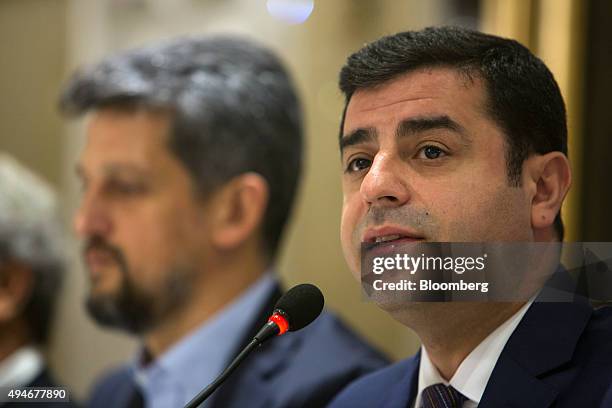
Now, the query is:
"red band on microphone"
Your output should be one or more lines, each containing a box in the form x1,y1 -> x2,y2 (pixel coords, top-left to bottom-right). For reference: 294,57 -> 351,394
268,313 -> 289,335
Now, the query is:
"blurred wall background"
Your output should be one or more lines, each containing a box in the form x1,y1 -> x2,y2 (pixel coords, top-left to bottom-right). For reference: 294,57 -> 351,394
0,0 -> 608,400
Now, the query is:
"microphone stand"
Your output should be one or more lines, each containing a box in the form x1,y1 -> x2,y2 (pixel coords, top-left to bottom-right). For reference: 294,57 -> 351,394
183,320 -> 280,408
183,283 -> 323,408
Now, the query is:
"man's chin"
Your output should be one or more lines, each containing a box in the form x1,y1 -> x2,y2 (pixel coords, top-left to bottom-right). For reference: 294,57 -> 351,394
85,293 -> 127,330
369,291 -> 418,312
85,287 -> 153,334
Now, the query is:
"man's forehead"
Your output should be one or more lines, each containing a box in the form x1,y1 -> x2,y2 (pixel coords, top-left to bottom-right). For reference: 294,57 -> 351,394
350,68 -> 480,108
78,109 -> 174,177
343,67 -> 487,134
78,135 -> 156,176
86,108 -> 171,142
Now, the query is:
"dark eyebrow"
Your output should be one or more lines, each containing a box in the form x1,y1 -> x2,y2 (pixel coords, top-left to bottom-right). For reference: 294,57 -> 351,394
103,163 -> 149,177
339,127 -> 377,154
73,162 -> 150,180
396,115 -> 470,143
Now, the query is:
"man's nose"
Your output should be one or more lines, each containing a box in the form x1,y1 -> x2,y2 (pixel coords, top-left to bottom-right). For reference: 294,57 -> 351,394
360,154 -> 411,208
73,191 -> 112,238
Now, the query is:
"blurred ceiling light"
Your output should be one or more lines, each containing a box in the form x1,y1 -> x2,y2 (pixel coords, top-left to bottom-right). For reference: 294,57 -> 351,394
266,0 -> 314,24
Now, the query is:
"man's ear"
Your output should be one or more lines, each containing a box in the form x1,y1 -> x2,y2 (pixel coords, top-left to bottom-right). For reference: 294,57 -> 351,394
0,263 -> 34,323
524,152 -> 572,231
209,173 -> 269,251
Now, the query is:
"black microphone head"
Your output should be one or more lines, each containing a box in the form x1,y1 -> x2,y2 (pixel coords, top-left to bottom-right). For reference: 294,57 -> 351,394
274,284 -> 324,331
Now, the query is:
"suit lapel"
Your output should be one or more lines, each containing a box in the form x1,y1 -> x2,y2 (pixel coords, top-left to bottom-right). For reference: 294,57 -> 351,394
382,352 -> 420,408
230,282 -> 283,358
480,295 -> 592,408
209,332 -> 302,408
478,352 -> 558,408
209,282 -> 284,408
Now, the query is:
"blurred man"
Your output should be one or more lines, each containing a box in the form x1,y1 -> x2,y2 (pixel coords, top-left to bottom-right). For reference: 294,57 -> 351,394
60,36 -> 387,408
329,26 -> 612,407
0,154 -> 76,407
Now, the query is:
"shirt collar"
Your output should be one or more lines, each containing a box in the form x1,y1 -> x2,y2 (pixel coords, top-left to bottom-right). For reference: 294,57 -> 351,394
0,345 -> 44,388
133,272 -> 276,408
415,299 -> 533,407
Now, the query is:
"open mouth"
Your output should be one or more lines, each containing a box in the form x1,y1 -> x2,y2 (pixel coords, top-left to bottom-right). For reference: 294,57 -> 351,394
370,234 -> 422,244
363,227 -> 425,245
84,249 -> 122,278
363,236 -> 424,257
361,227 -> 425,257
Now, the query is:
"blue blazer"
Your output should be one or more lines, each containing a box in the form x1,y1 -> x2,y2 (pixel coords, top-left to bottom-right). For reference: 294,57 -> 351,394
88,286 -> 389,408
330,285 -> 612,407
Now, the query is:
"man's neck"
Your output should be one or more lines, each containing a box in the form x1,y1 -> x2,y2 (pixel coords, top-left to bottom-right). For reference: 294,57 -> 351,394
398,302 -> 525,380
143,253 -> 268,358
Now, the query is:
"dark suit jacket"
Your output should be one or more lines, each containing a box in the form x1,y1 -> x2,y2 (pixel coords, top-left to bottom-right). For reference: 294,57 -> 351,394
88,284 -> 389,408
329,284 -> 612,407
2,368 -> 80,408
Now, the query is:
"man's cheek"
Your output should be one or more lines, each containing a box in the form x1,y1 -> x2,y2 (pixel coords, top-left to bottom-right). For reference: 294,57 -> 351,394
340,212 -> 358,272
340,213 -> 352,254
443,201 -> 495,241
340,237 -> 360,280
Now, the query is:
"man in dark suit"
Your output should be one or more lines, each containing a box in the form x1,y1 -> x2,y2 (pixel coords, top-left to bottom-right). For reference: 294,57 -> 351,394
59,36 -> 388,408
0,154 -> 78,407
330,26 -> 612,407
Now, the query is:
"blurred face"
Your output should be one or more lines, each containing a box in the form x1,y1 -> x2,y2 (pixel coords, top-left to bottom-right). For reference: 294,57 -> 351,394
75,108 -> 212,333
340,68 -> 533,278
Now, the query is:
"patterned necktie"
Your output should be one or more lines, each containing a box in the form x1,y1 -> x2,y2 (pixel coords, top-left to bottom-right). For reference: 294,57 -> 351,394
421,383 -> 468,408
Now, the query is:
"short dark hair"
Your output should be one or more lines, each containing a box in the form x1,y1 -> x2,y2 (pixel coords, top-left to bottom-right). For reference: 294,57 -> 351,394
339,26 -> 567,241
60,36 -> 303,257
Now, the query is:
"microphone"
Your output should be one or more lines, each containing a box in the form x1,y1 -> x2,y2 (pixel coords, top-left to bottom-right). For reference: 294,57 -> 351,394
184,283 -> 324,408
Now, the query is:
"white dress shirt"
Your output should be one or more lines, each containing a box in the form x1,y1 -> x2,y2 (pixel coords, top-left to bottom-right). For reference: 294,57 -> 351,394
0,346 -> 44,388
414,300 -> 533,407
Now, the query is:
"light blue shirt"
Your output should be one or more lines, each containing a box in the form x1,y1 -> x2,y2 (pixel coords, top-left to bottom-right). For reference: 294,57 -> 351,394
132,273 -> 276,408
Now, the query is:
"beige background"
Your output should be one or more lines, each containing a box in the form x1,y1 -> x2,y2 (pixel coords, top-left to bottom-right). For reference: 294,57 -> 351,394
0,0 -> 583,400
